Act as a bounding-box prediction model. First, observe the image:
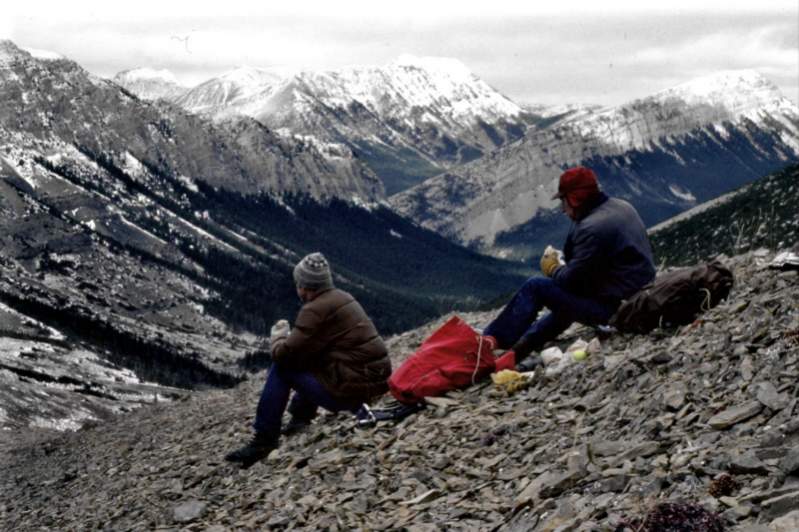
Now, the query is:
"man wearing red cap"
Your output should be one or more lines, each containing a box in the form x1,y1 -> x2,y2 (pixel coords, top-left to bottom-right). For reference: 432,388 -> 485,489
483,166 -> 655,370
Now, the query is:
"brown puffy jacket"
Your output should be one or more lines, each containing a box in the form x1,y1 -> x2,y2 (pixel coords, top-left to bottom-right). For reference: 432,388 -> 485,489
271,288 -> 391,403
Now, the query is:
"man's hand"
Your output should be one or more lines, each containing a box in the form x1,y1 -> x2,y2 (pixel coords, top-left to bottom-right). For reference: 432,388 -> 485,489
270,319 -> 290,345
540,245 -> 565,277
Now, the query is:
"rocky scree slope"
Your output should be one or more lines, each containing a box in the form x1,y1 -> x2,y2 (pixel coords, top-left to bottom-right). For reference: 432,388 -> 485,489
392,70 -> 799,260
1,249 -> 798,530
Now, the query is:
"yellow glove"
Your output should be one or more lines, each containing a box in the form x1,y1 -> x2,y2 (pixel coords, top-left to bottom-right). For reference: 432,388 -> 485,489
540,245 -> 564,277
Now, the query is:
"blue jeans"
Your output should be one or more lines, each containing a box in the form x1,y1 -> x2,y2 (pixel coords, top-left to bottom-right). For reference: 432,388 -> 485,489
483,277 -> 618,355
253,363 -> 357,436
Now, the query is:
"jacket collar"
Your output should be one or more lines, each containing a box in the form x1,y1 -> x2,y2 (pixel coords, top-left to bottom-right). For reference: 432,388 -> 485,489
575,192 -> 609,221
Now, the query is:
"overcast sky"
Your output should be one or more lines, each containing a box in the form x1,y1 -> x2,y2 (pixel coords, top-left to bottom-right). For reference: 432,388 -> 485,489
3,1 -> 798,107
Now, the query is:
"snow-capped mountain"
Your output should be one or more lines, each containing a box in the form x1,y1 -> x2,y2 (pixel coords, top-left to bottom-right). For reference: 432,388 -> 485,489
172,66 -> 283,114
391,70 -> 799,259
1,41 -> 381,201
112,67 -> 187,101
169,55 -> 534,194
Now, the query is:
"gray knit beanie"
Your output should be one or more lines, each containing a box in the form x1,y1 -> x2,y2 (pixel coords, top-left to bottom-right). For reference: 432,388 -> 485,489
293,252 -> 334,291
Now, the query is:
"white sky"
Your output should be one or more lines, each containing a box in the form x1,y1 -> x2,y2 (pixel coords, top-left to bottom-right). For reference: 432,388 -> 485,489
3,0 -> 798,106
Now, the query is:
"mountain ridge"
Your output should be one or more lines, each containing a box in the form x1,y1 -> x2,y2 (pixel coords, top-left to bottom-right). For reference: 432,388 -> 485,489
118,54 -> 534,195
390,69 -> 799,259
112,68 -> 187,101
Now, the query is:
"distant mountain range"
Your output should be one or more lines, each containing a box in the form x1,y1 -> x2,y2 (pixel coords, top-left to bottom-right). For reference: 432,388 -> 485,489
116,60 -> 799,263
390,70 -> 799,259
115,56 -> 537,195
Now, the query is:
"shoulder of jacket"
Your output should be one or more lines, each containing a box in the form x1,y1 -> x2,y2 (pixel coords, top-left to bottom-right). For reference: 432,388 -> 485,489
306,289 -> 354,312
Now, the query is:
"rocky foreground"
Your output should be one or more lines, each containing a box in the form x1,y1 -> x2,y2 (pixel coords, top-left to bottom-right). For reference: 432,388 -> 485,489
1,249 -> 798,531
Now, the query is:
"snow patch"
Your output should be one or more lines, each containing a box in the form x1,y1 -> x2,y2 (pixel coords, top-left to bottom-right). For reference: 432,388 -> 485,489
177,174 -> 199,193
713,123 -> 731,140
115,67 -> 181,85
121,152 -> 146,179
21,47 -> 64,61
389,229 -> 403,239
668,185 -> 696,202
29,410 -> 97,432
350,195 -> 375,211
274,195 -> 296,216
2,156 -> 40,189
119,216 -> 170,247
164,211 -> 237,252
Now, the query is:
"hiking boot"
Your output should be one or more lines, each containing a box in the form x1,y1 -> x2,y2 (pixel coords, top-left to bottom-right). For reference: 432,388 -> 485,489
280,417 -> 311,436
225,433 -> 278,469
516,354 -> 544,372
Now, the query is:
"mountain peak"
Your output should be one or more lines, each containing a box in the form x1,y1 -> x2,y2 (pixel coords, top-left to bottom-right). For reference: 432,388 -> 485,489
218,65 -> 283,87
391,54 -> 473,79
1,41 -> 66,66
654,69 -> 786,110
0,39 -> 28,61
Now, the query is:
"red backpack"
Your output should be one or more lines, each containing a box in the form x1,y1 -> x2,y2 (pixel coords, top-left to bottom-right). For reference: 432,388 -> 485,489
388,316 -> 515,404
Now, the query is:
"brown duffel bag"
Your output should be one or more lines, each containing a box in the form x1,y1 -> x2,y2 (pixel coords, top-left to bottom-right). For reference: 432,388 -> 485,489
609,260 -> 734,333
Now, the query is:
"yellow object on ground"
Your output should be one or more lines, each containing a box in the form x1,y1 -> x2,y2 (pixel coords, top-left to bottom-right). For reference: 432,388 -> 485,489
491,369 -> 532,394
491,369 -> 522,385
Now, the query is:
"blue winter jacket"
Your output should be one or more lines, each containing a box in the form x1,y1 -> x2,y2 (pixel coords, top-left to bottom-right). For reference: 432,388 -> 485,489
552,193 -> 655,302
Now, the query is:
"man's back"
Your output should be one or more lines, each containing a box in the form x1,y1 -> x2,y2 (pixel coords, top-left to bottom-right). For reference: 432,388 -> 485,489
556,195 -> 655,301
274,288 -> 390,401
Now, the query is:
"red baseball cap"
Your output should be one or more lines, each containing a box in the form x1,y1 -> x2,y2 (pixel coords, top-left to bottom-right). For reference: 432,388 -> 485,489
552,166 -> 600,201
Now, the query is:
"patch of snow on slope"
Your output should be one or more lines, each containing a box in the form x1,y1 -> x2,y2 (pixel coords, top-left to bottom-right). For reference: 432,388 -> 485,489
30,410 -> 97,432
119,216 -> 170,247
350,195 -> 375,211
122,152 -> 146,179
116,67 -> 181,85
177,175 -> 199,192
164,211 -> 237,252
669,185 -> 696,202
21,47 -> 64,61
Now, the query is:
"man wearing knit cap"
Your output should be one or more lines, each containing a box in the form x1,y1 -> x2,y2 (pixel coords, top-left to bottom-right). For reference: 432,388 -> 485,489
226,252 -> 392,468
483,166 -> 655,371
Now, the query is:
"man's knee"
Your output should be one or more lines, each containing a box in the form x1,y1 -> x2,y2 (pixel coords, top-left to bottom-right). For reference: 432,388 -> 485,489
521,276 -> 555,296
266,361 -> 295,384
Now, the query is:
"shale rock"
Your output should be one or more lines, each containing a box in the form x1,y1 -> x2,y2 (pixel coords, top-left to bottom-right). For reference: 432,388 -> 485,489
1,250 -> 798,530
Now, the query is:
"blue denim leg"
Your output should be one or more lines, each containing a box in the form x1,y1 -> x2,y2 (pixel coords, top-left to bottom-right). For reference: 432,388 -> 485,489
287,391 -> 320,422
252,363 -> 354,436
483,277 -> 616,351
